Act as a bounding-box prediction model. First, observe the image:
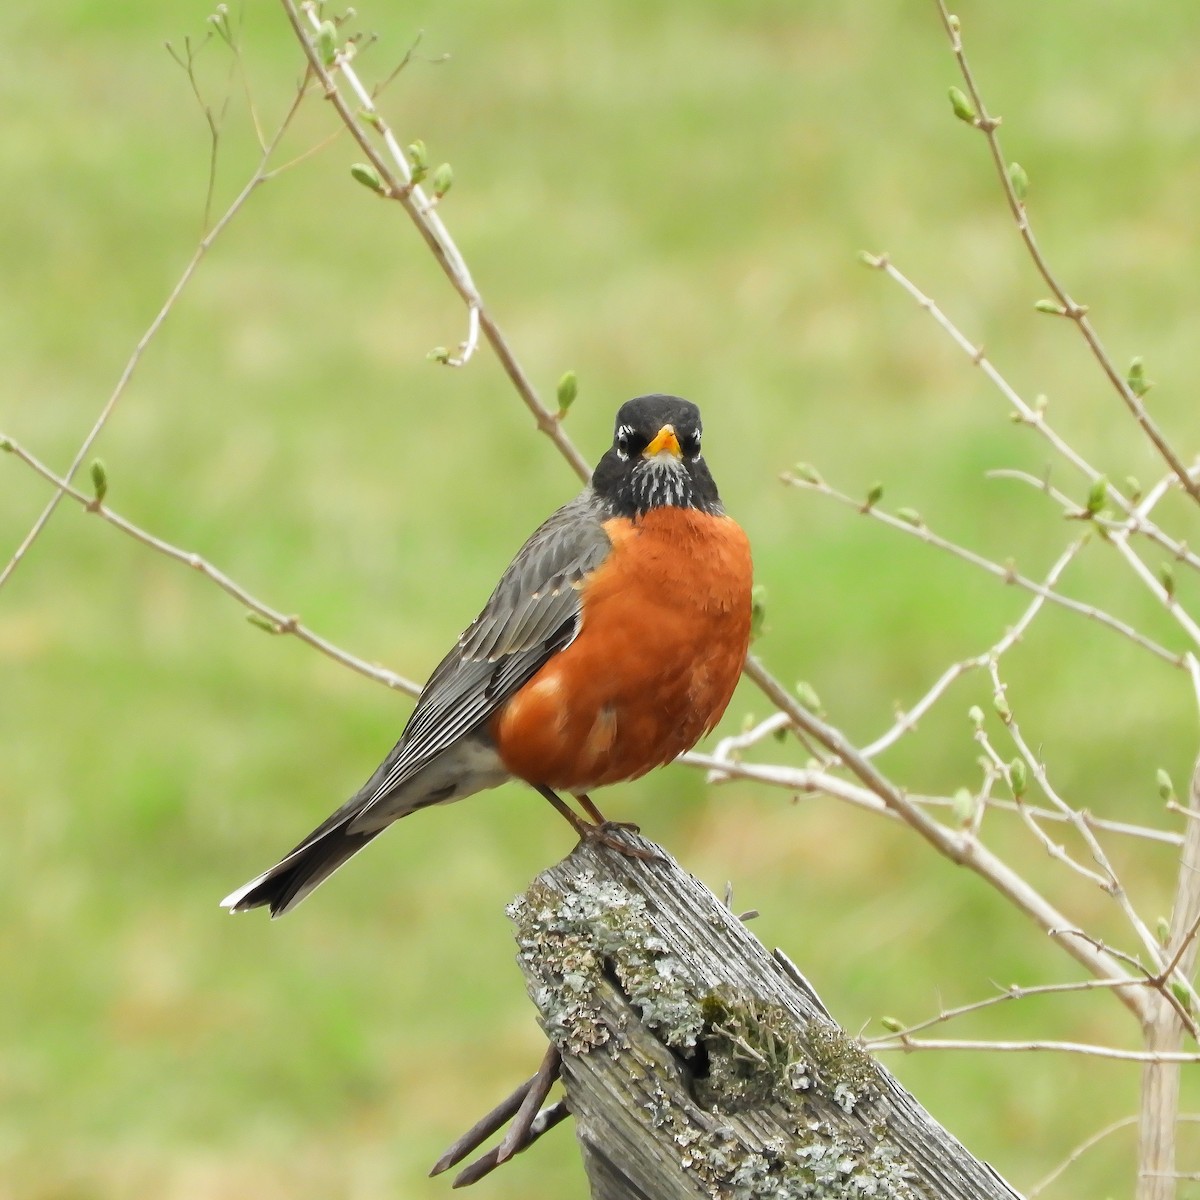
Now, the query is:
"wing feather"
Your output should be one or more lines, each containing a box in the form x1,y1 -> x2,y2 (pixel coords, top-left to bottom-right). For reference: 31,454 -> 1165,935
350,489 -> 611,822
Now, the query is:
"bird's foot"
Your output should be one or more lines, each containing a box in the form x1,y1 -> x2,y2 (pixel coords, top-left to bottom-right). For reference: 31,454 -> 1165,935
581,820 -> 664,862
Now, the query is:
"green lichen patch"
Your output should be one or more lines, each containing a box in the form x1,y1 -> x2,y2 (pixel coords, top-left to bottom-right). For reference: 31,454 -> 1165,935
695,991 -> 877,1119
507,871 -> 704,1054
807,1023 -> 876,1111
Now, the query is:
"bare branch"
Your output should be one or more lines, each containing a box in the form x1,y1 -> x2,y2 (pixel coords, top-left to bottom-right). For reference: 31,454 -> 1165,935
870,1037 -> 1200,1063
931,0 -> 1200,504
741,657 -> 1152,1023
279,0 -> 592,480
863,977 -> 1160,1047
0,70 -> 313,593
783,471 -> 1184,668
0,436 -> 418,697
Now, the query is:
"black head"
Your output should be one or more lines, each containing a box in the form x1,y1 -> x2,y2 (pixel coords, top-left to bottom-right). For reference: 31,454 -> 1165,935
591,394 -> 723,518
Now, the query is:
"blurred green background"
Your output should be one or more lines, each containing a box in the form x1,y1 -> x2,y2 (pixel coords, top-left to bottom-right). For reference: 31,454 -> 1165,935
4,0 -> 1200,1196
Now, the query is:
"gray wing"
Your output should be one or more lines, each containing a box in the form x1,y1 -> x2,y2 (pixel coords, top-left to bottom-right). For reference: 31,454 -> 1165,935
348,487 -> 612,825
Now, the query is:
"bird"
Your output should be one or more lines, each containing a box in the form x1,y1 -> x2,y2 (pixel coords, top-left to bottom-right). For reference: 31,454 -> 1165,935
221,394 -> 753,917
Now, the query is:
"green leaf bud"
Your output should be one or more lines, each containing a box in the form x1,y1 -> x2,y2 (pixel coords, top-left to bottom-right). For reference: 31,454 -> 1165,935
1158,562 -> 1176,598
1127,356 -> 1153,398
406,139 -> 428,183
431,162 -> 453,199
556,369 -> 578,414
1085,476 -> 1108,515
1007,161 -> 1028,201
952,788 -> 976,825
349,162 -> 384,193
316,20 -> 338,67
1008,758 -> 1028,798
948,86 -> 977,125
89,459 -> 108,505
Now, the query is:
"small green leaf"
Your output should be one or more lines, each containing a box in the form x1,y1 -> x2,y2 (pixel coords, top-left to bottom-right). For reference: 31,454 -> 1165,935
948,86 -> 977,125
792,462 -> 823,485
316,19 -> 338,67
794,680 -> 822,713
1127,356 -> 1154,398
349,162 -> 384,194
1124,475 -> 1142,502
864,481 -> 884,510
246,612 -> 279,634
89,459 -> 108,505
1158,562 -> 1176,599
952,788 -> 976,825
896,507 -> 922,526
1034,298 -> 1065,315
857,249 -> 882,268
993,692 -> 1011,722
406,139 -> 428,184
750,584 -> 768,642
359,108 -> 382,130
1008,758 -> 1028,798
968,705 -> 984,729
1007,161 -> 1028,201
1085,476 -> 1108,516
556,369 -> 578,414
1171,981 -> 1194,1014
1156,916 -> 1172,947
430,162 -> 453,199
426,346 -> 450,364
880,1016 -> 905,1033
1156,768 -> 1175,802
1,435 -> 13,452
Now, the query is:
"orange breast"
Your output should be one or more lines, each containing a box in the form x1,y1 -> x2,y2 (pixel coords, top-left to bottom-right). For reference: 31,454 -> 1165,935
492,508 -> 752,793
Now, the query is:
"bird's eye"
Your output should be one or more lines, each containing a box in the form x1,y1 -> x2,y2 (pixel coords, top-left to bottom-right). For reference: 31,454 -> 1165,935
681,430 -> 701,458
616,426 -> 646,460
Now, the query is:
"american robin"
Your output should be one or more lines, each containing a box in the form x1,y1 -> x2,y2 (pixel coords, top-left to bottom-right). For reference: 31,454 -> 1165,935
222,394 -> 752,916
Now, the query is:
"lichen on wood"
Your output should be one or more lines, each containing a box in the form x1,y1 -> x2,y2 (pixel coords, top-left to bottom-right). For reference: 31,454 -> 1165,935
509,831 -> 1023,1200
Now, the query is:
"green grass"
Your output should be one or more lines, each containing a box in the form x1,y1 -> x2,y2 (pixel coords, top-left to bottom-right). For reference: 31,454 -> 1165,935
4,1 -> 1200,1196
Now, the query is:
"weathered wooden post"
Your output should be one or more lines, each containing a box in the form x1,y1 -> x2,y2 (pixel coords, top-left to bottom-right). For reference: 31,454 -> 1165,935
437,830 -> 1024,1197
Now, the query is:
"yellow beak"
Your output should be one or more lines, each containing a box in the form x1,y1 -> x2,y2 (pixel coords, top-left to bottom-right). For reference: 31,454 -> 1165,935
643,424 -> 682,458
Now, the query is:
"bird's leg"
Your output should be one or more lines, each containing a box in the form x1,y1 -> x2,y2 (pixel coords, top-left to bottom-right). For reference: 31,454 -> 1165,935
575,792 -> 641,833
536,785 -> 661,861
577,792 -> 659,858
534,784 -> 593,837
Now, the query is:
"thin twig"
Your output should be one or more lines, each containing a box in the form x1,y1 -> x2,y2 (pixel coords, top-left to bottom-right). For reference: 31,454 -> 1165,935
0,72 -> 313,593
931,0 -> 1200,504
279,0 -> 591,479
0,436 -> 418,696
783,471 -> 1183,668
863,977 -> 1156,1047
872,1037 -> 1200,1062
741,656 -> 1152,1023
987,467 -> 1200,579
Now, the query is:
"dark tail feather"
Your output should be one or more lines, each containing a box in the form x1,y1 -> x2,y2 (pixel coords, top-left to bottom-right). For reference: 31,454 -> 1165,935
221,820 -> 382,918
